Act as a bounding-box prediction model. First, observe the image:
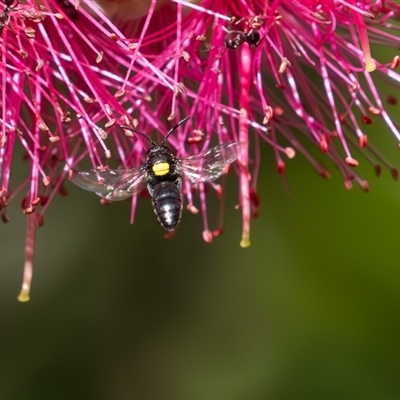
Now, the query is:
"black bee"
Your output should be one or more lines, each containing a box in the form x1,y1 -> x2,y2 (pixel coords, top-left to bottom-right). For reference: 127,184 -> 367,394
70,117 -> 240,231
224,30 -> 260,49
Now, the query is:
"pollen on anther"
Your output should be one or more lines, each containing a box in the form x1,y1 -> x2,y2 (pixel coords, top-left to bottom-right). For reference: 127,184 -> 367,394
319,138 -> 328,153
124,129 -> 134,138
344,179 -> 353,190
83,97 -> 97,104
98,129 -> 107,139
361,181 -> 370,192
279,57 -> 291,74
202,230 -> 213,243
192,129 -> 204,137
187,136 -> 203,144
368,106 -> 381,115
31,197 -> 41,206
390,56 -> 399,69
366,61 -> 376,72
187,204 -> 199,214
182,51 -> 190,62
38,123 -> 49,132
17,284 -> 31,302
96,52 -> 104,63
115,89 -> 125,99
36,60 -> 44,71
359,135 -> 368,147
49,136 -> 60,143
105,104 -> 112,116
104,119 -> 115,128
240,237 -> 251,248
24,27 -> 35,38
285,147 -> 295,159
345,157 -> 359,167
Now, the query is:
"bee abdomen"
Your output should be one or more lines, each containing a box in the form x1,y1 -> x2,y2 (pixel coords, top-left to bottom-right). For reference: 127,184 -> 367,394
151,182 -> 182,231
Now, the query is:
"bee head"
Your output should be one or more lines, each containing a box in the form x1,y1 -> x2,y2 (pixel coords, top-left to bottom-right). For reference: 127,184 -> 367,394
145,145 -> 176,177
146,145 -> 175,165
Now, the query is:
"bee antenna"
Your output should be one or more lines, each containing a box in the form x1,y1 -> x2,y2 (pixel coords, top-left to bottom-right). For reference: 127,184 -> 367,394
120,125 -> 157,146
161,116 -> 190,146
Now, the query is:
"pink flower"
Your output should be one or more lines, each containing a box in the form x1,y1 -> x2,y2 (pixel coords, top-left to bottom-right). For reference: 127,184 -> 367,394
1,0 -> 400,300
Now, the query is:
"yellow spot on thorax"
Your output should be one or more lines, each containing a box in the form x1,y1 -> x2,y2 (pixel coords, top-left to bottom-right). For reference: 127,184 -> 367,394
152,162 -> 170,176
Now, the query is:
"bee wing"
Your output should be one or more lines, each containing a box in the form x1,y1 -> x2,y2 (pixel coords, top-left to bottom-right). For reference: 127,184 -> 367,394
178,141 -> 240,183
70,167 -> 147,201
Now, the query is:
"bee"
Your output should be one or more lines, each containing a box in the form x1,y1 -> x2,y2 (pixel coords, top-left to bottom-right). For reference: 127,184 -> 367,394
70,117 -> 240,231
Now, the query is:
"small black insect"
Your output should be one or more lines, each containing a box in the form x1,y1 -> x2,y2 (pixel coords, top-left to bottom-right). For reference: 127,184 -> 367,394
0,0 -> 16,35
223,15 -> 264,50
70,117 -> 240,231
54,0 -> 79,21
224,29 -> 260,50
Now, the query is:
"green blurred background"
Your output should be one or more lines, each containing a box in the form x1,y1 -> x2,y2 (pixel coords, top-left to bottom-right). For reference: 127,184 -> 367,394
1,131 -> 400,399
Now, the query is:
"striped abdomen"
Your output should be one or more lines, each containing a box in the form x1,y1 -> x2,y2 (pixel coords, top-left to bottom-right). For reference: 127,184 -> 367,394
151,181 -> 182,231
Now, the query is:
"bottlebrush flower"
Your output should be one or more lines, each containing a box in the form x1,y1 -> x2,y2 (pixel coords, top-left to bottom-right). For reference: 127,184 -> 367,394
1,0 -> 400,301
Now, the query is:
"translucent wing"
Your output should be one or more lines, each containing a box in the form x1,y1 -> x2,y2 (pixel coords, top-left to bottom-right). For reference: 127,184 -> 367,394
70,167 -> 147,201
178,141 -> 240,183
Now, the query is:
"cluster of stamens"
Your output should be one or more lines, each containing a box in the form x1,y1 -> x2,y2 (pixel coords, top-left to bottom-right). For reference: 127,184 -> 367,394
0,0 -> 400,300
